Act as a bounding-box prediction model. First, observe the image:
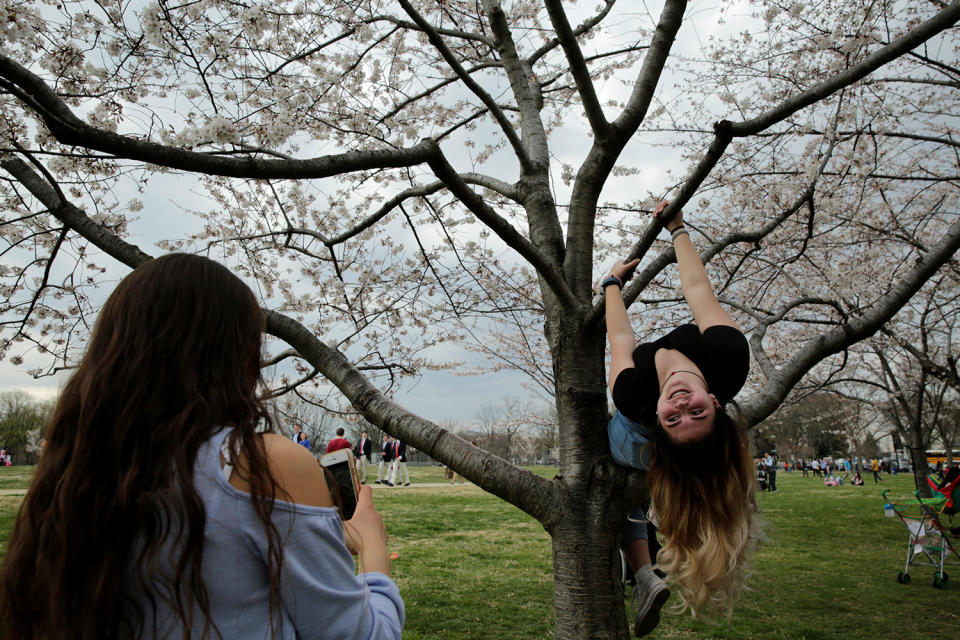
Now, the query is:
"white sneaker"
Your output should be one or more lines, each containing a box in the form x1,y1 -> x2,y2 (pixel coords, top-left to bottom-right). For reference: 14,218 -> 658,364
632,573 -> 670,637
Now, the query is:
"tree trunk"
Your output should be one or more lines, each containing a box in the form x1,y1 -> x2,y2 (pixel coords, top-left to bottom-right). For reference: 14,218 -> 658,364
542,308 -> 643,639
909,444 -> 932,497
551,509 -> 630,640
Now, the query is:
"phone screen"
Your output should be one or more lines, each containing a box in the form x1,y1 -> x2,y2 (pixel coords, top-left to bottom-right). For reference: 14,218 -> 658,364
324,459 -> 358,519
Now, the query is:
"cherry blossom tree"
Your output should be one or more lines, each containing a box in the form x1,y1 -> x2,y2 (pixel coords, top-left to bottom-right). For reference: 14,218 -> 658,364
2,0 -> 960,637
853,276 -> 960,493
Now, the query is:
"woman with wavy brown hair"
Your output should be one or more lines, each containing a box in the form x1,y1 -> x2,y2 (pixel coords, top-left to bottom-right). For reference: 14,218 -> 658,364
602,202 -> 760,636
0,254 -> 403,640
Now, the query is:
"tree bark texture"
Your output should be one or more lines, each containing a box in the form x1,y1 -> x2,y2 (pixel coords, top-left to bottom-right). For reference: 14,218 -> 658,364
550,503 -> 632,640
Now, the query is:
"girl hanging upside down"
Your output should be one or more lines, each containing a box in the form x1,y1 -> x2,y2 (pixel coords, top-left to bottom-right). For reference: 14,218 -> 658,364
603,201 -> 761,636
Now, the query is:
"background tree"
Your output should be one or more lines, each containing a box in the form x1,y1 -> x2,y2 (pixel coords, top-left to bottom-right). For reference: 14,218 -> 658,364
529,403 -> 560,464
876,273 -> 960,471
820,276 -> 960,492
273,390 -> 339,446
934,402 -> 960,468
871,340 -> 950,495
754,392 -> 861,461
1,1 -> 960,637
0,391 -> 52,464
474,396 -> 537,462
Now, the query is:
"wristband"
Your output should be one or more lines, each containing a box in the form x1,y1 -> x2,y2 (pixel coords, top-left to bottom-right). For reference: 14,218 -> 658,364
670,226 -> 688,241
601,275 -> 623,290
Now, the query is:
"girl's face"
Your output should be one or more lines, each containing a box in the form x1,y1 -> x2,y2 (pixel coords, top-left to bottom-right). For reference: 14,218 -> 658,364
656,371 -> 720,443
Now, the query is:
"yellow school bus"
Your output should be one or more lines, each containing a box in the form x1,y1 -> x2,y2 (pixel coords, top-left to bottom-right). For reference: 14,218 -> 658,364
926,449 -> 960,466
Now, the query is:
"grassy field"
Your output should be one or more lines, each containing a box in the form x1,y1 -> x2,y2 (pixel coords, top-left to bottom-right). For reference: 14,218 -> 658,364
1,466 -> 958,638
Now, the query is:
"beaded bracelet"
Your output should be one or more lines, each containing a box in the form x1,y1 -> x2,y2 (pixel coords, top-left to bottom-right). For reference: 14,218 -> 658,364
670,226 -> 688,241
601,275 -> 623,290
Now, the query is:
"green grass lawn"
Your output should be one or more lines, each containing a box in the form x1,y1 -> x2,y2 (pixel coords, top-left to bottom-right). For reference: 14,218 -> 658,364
1,466 -> 957,638
0,466 -> 35,491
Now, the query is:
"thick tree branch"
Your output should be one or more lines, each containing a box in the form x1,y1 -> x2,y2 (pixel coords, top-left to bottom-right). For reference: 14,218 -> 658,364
460,172 -> 523,203
264,308 -> 563,522
731,2 -> 960,137
3,152 -> 563,522
527,0 -> 617,67
368,14 -> 493,47
483,0 -> 550,167
0,156 -> 152,268
240,172 -> 522,251
0,52 -> 438,179
561,1 -> 686,300
741,215 -> 960,425
880,326 -> 960,389
609,0 -> 687,138
543,0 -> 610,138
588,135 -> 838,328
426,146 -> 579,311
663,0 -> 960,220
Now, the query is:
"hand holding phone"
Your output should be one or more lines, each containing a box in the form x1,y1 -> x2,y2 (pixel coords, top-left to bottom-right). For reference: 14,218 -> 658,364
342,485 -> 391,574
320,449 -> 360,519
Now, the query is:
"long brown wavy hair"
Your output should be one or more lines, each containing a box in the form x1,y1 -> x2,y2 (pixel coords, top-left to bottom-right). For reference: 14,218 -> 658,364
0,254 -> 283,640
647,405 -> 761,620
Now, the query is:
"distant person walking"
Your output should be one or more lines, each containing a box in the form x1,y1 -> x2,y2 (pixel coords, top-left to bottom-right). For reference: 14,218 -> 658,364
871,458 -> 882,483
354,431 -> 373,484
764,451 -> 778,492
388,439 -> 410,487
378,436 -> 395,485
325,427 -> 352,453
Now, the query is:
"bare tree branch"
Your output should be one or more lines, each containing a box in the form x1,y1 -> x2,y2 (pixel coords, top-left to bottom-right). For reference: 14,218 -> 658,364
395,0 -> 533,172
483,0 -> 550,165
0,52 -> 439,179
426,147 -> 579,310
742,214 -> 960,425
663,0 -> 960,219
543,0 -> 610,138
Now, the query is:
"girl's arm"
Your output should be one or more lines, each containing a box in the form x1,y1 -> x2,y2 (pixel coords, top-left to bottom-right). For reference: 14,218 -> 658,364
604,258 -> 641,395
655,201 -> 739,332
241,435 -> 391,574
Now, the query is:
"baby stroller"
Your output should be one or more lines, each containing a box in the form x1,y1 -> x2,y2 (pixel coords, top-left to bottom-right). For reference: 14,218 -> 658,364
882,480 -> 960,589
756,464 -> 768,492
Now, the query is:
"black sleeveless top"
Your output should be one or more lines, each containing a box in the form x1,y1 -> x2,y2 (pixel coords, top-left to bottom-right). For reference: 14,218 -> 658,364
612,324 -> 749,423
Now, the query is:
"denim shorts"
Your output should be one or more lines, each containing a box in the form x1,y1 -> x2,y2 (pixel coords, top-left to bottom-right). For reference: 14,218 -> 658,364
608,411 -> 652,545
621,505 -> 649,545
607,410 -> 651,471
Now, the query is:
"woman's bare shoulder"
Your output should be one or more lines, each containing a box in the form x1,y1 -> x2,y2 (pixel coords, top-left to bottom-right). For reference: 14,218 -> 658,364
258,433 -> 335,508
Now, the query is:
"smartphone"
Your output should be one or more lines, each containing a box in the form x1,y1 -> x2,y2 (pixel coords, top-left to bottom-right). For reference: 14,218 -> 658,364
320,449 -> 360,519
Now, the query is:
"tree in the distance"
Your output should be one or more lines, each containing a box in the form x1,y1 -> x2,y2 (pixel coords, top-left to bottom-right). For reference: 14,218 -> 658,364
0,391 -> 53,465
2,1 -> 960,637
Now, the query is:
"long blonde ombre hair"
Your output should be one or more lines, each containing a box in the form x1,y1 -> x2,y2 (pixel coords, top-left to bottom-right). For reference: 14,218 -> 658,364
647,406 -> 762,620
